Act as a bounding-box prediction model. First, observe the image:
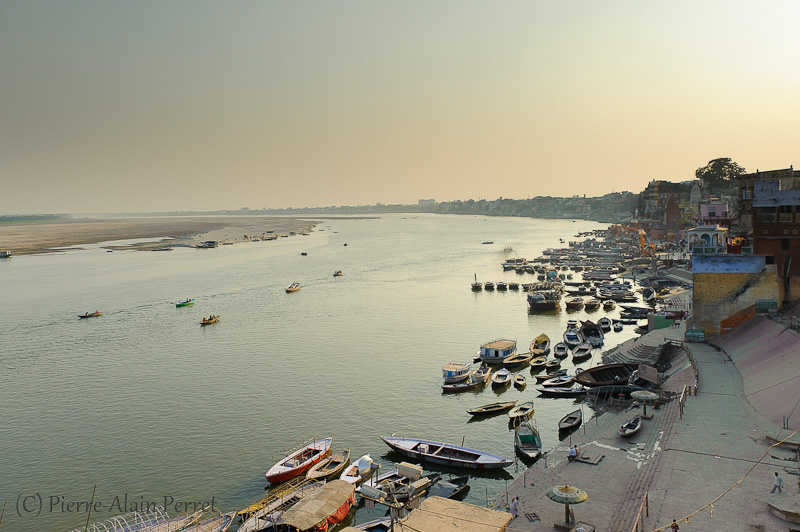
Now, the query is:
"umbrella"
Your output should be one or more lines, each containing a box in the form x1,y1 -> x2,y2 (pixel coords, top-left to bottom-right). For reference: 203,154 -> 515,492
547,484 -> 588,523
631,390 -> 660,415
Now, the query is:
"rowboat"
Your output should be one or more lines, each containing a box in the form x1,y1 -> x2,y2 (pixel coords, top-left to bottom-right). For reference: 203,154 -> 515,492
573,363 -> 639,388
563,329 -> 583,348
491,368 -> 512,388
537,386 -> 588,398
541,375 -> 574,387
529,356 -> 547,372
513,374 -> 527,389
265,437 -> 332,484
200,315 -> 220,326
507,400 -> 535,421
427,474 -> 471,500
602,299 -> 616,310
558,409 -> 583,432
78,311 -> 102,318
442,361 -> 471,383
565,297 -> 584,310
553,342 -> 569,358
484,282 -> 494,291
175,298 -> 194,307
503,351 -> 533,370
339,454 -> 376,485
514,420 -> 542,461
467,401 -> 517,416
531,334 -> 551,356
441,365 -> 491,393
613,322 -> 623,332
584,298 -> 601,310
598,317 -> 613,331
380,436 -> 513,469
306,448 -> 351,481
286,283 -> 301,293
580,320 -> 605,347
536,369 -> 566,382
619,415 -> 643,437
544,359 -> 562,371
571,342 -> 593,362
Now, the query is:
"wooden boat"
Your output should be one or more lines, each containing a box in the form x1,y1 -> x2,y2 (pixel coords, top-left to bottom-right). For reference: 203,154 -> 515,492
530,334 -> 551,356
565,297 -> 584,310
573,363 -> 639,388
503,351 -> 533,370
553,342 -> 569,358
306,448 -> 351,481
602,299 -> 616,310
566,319 -> 579,329
619,415 -> 643,437
339,454 -> 376,485
558,409 -> 583,432
276,479 -> 355,532
580,320 -> 604,347
286,282 -> 301,293
441,365 -> 491,393
507,400 -> 535,421
265,437 -> 332,484
491,368 -> 512,388
200,315 -> 220,326
526,291 -> 560,311
334,270 -> 343,277
571,341 -> 593,362
176,298 -> 194,307
613,322 -> 623,332
563,329 -> 583,348
496,281 -> 508,291
541,375 -> 574,387
380,436 -> 513,469
535,369 -> 566,383
584,298 -> 601,310
78,311 -> 102,318
513,374 -> 527,389
442,361 -> 471,383
467,401 -> 517,416
588,384 -> 646,400
514,420 -> 542,461
598,317 -> 613,331
529,356 -> 547,372
544,359 -> 562,371
508,282 -> 519,291
484,281 -> 495,291
427,474 -> 471,500
537,386 -> 588,398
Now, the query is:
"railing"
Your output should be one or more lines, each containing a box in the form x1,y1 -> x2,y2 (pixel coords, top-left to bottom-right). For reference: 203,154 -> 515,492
629,492 -> 649,532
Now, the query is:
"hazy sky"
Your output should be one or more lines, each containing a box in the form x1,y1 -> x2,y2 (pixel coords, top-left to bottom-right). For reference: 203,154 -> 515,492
2,1 -> 799,214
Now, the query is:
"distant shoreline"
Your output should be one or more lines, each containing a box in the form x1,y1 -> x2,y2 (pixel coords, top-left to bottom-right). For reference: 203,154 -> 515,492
0,216 -> 318,255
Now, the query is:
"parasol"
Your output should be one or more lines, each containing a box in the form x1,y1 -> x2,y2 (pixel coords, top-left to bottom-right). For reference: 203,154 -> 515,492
631,390 -> 660,415
547,484 -> 588,523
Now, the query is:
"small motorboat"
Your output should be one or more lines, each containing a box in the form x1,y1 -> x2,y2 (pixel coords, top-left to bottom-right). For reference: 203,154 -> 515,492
467,401 -> 517,417
306,448 -> 351,481
513,374 -> 527,388
491,368 -> 512,388
285,283 -> 301,293
265,437 -> 333,484
339,454 -> 376,485
507,400 -> 535,421
558,409 -> 583,432
619,415 -> 643,437
514,420 -> 542,461
175,298 -> 194,308
200,315 -> 220,326
553,342 -> 569,358
78,311 -> 102,318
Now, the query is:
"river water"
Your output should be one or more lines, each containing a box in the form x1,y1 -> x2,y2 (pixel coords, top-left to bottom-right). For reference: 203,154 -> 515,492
0,214 -> 641,531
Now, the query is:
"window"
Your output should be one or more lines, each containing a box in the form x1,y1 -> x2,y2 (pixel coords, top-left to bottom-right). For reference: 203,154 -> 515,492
782,239 -> 791,251
766,255 -> 775,265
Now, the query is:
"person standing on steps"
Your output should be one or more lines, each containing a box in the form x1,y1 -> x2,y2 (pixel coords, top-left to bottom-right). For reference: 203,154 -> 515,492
771,471 -> 784,493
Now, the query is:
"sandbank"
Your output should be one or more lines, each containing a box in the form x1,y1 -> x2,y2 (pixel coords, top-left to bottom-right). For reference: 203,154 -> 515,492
0,216 -> 318,255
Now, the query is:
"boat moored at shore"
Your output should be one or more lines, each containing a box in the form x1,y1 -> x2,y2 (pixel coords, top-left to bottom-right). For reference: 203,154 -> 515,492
380,436 -> 513,469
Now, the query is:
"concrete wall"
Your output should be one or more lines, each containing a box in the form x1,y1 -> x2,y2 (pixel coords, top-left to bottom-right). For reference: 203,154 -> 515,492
690,255 -> 779,334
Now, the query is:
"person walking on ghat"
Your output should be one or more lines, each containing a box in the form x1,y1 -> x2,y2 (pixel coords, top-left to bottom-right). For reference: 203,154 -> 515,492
771,471 -> 784,493
509,496 -> 519,518
670,519 -> 679,531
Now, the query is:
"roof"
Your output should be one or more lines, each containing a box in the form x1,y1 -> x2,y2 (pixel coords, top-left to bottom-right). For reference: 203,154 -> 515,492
482,339 -> 516,350
392,496 -> 512,532
276,479 -> 354,531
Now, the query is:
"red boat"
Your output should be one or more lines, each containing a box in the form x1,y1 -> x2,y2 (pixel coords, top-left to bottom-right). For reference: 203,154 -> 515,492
265,437 -> 332,484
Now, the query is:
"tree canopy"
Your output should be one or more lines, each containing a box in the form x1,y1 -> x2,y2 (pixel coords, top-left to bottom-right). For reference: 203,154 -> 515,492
695,158 -> 746,190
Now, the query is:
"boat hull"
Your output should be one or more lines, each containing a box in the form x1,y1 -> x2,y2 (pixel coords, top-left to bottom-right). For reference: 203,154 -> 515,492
380,436 -> 512,470
266,437 -> 332,484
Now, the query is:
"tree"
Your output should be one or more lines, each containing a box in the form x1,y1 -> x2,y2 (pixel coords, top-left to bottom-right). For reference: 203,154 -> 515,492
695,158 -> 746,190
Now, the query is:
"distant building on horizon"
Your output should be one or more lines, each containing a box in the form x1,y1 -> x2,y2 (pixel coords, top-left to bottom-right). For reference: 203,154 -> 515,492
418,199 -> 436,208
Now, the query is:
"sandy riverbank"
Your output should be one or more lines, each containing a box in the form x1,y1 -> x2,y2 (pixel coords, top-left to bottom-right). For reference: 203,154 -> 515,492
0,216 -> 318,255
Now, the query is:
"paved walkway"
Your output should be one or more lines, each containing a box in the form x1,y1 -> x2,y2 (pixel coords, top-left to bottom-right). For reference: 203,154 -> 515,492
502,326 -> 797,532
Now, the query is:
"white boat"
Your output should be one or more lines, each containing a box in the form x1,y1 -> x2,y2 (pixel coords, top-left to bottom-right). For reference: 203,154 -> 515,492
479,338 -> 516,364
491,368 -> 512,388
442,361 -> 471,383
339,454 -> 377,484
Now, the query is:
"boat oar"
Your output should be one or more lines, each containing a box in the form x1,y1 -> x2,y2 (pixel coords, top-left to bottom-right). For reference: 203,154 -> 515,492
83,485 -> 96,532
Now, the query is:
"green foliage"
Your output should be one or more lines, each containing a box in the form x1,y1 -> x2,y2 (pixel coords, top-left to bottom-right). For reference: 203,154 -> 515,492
695,158 -> 746,190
